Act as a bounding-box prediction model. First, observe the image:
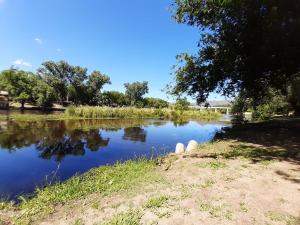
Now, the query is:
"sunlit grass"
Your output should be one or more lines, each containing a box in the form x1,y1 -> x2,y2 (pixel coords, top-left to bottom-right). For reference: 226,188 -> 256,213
196,159 -> 227,170
65,106 -> 222,120
0,106 -> 221,121
198,200 -> 232,219
99,209 -> 143,225
144,195 -> 169,209
15,159 -> 159,225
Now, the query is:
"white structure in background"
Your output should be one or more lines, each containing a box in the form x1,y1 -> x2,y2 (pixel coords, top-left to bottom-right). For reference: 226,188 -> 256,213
189,100 -> 232,115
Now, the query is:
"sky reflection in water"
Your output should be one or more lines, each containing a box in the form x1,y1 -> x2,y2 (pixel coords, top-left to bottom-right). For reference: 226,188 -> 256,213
0,119 -> 228,199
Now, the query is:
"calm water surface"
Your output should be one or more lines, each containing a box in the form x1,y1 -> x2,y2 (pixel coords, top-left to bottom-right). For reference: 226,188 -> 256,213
0,119 -> 228,199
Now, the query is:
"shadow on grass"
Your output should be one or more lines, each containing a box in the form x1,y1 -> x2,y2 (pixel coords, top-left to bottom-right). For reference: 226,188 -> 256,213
215,118 -> 300,161
185,118 -> 300,167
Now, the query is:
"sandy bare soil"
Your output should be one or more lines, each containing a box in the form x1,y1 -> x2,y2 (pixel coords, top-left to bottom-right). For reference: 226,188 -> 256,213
39,146 -> 300,224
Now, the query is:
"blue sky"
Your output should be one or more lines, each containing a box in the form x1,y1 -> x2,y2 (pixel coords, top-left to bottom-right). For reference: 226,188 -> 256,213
0,0 -> 223,101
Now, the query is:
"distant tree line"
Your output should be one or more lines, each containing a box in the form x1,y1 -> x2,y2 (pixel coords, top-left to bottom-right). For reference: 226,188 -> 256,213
0,60 -> 169,109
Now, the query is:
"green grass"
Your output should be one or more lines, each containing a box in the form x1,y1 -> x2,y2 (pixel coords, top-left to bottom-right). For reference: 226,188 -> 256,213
0,200 -> 14,210
100,209 -> 143,225
265,211 -> 298,224
144,195 -> 169,209
198,200 -> 232,219
196,159 -> 227,170
0,107 -> 221,121
14,159 -> 159,225
91,201 -> 100,210
72,219 -> 84,225
0,113 -> 66,121
65,106 -> 222,120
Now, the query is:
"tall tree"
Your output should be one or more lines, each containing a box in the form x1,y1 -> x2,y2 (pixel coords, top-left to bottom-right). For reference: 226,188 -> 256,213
37,60 -> 88,104
288,74 -> 300,115
31,76 -> 56,109
144,97 -> 169,109
124,81 -> 149,106
37,61 -> 71,103
100,91 -> 129,107
170,0 -> 300,106
86,71 -> 111,105
0,69 -> 34,109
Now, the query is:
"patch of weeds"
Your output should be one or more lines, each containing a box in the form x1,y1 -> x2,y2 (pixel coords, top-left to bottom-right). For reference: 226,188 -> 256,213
198,200 -> 232,219
72,219 -> 84,225
266,211 -> 286,221
100,209 -> 143,225
239,202 -> 248,213
157,211 -> 172,219
91,201 -> 100,210
197,159 -> 227,170
201,179 -> 215,188
207,160 -> 227,169
287,216 -> 300,225
265,211 -> 298,224
148,220 -> 158,225
179,184 -> 194,199
144,195 -> 169,209
0,200 -> 14,210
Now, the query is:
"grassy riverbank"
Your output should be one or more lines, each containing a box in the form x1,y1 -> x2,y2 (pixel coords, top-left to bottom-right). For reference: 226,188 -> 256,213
1,118 -> 299,225
0,106 -> 221,121
2,159 -> 162,225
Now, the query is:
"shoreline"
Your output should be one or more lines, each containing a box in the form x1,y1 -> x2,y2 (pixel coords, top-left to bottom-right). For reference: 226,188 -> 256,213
1,118 -> 299,224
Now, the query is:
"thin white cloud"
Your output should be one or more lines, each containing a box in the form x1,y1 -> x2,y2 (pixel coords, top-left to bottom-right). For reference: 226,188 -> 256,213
34,38 -> 43,45
13,59 -> 32,67
56,48 -> 62,52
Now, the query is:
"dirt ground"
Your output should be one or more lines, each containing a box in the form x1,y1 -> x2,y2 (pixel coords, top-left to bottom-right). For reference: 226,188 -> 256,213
1,119 -> 300,225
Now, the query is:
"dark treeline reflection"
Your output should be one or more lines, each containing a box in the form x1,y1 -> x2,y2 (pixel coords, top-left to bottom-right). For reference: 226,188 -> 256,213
0,119 -> 169,161
123,127 -> 147,142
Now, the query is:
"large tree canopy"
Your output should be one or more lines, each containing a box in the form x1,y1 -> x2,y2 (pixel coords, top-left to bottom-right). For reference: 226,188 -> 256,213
37,61 -> 111,105
37,60 -> 88,103
124,81 -> 149,106
0,69 -> 55,108
171,0 -> 300,104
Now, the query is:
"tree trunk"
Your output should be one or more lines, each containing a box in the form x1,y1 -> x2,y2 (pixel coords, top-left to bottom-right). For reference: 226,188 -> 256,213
21,101 -> 25,110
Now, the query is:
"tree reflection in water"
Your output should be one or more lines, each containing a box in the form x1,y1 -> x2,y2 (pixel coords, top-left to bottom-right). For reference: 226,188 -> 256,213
0,119 -> 163,161
0,119 -> 196,161
123,127 -> 146,142
36,129 -> 110,161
